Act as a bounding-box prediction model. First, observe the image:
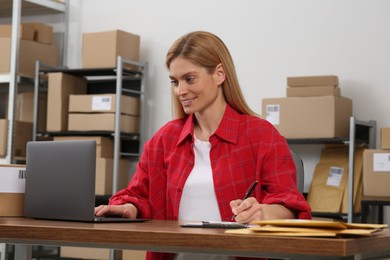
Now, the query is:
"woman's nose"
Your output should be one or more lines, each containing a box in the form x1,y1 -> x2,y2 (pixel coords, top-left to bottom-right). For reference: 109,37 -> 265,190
175,82 -> 188,96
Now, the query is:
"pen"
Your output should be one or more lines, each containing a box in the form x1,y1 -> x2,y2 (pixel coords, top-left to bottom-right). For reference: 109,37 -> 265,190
231,180 -> 258,221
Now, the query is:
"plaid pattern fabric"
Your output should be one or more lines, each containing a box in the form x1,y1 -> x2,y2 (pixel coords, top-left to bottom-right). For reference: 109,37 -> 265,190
110,105 -> 311,220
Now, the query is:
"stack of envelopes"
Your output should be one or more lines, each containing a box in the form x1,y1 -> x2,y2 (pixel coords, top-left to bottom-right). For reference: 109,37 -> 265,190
225,219 -> 388,237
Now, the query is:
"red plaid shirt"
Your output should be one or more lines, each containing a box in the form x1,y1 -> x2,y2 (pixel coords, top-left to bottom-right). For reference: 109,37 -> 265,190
110,104 -> 311,221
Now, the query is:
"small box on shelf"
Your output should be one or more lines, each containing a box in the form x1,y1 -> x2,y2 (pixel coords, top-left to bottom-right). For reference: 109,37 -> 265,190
82,30 -> 140,70
69,94 -> 140,116
363,149 -> 390,197
46,72 -> 87,132
0,164 -> 26,216
262,96 -> 352,139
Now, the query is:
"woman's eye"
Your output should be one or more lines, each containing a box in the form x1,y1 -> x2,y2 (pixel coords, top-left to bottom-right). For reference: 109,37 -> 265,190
170,80 -> 178,87
186,76 -> 195,83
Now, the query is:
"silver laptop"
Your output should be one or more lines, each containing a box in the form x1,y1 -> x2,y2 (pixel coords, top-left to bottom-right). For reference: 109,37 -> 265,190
24,140 -> 146,223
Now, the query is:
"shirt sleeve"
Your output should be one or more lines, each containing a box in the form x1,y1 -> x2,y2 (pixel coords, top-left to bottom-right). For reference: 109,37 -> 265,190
259,127 -> 312,219
109,142 -> 152,219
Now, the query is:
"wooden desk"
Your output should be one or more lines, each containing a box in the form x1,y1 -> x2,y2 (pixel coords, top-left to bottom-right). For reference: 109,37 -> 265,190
1,217 -> 390,260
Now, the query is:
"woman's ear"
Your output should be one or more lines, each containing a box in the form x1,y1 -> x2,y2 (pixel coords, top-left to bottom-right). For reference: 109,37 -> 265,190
215,63 -> 226,85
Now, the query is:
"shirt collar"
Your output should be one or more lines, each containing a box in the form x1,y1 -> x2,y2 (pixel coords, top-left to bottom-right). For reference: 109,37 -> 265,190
177,104 -> 240,146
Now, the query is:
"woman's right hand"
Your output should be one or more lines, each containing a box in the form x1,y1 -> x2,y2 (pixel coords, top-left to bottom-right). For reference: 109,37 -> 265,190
94,203 -> 138,219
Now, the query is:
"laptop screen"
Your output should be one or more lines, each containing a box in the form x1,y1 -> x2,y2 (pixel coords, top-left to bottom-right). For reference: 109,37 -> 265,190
24,140 -> 97,221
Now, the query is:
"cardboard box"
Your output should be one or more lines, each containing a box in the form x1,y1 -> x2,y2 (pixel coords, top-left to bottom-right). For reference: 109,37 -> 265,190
96,158 -> 129,195
0,119 -> 7,157
287,75 -> 339,87
0,24 -> 35,41
53,136 -> 114,158
363,149 -> 390,196
82,30 -> 140,69
262,96 -> 352,138
14,121 -> 33,157
0,23 -> 52,44
46,73 -> 87,132
16,91 -> 47,132
122,250 -> 146,260
68,113 -> 139,134
69,94 -> 140,116
0,120 -> 32,158
0,37 -> 59,77
60,247 -> 122,260
24,23 -> 53,45
0,164 -> 26,216
286,86 -> 341,97
381,128 -> 390,149
0,92 -> 7,118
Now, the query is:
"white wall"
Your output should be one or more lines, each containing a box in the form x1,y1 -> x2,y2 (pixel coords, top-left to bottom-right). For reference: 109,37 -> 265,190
67,0 -> 390,217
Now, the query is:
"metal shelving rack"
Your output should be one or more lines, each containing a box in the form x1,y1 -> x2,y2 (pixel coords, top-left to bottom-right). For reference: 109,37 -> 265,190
287,117 -> 377,223
33,56 -> 147,194
1,2 -> 68,258
0,0 -> 68,165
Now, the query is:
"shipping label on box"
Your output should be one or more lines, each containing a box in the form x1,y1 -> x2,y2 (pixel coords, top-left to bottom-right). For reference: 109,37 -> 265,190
326,167 -> 344,187
0,166 -> 26,193
93,95 -> 112,111
0,164 -> 26,216
265,104 -> 280,125
373,153 -> 390,171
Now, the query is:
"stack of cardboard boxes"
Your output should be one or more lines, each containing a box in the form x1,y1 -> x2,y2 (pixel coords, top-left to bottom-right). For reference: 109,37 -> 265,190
68,93 -> 140,133
0,22 -> 56,158
44,30 -> 142,196
0,91 -> 47,158
262,75 -> 363,215
262,75 -> 352,139
0,23 -> 59,77
54,29 -> 144,260
363,128 -> 390,197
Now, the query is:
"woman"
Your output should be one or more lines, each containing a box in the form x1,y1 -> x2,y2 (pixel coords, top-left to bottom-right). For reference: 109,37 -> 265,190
95,31 -> 311,259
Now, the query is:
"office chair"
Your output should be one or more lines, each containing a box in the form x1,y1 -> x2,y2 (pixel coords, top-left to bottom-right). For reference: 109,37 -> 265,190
290,149 -> 304,194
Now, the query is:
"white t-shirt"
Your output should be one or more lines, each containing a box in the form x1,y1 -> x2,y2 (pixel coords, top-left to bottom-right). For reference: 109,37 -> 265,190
176,137 -> 234,260
178,137 -> 221,222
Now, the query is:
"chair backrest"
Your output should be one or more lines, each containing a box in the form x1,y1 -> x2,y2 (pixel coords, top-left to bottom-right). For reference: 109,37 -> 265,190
289,149 -> 304,194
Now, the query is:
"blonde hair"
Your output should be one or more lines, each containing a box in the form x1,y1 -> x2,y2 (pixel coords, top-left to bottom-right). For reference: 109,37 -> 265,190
166,31 -> 258,119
